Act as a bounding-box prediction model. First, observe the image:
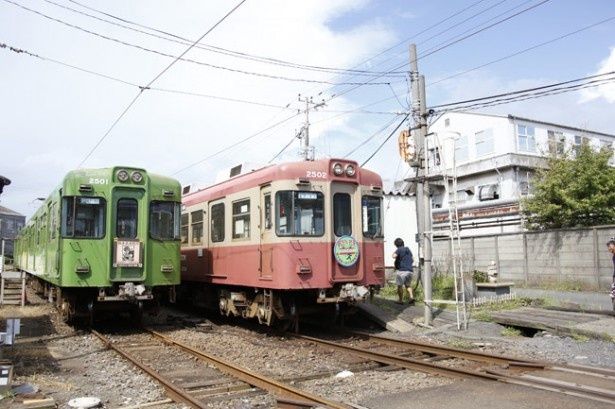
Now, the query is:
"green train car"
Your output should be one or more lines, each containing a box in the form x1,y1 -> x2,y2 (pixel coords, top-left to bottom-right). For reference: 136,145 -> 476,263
14,167 -> 181,322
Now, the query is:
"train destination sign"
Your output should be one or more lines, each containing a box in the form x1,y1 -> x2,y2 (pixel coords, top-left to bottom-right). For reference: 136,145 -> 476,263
334,235 -> 360,267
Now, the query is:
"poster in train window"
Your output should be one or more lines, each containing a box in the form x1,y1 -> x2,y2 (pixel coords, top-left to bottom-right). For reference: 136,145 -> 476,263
113,239 -> 142,267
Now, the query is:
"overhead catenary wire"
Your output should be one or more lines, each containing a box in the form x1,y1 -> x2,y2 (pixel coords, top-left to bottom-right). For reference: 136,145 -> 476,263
344,116 -> 400,158
76,0 -> 248,168
41,0 -> 407,78
172,112 -> 301,176
268,131 -> 301,164
361,114 -> 410,167
428,15 -> 615,87
2,0 -> 393,86
0,41 -> 295,110
320,0 -> 552,104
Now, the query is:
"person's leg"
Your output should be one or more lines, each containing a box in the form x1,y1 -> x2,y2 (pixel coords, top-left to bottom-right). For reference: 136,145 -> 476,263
397,285 -> 404,303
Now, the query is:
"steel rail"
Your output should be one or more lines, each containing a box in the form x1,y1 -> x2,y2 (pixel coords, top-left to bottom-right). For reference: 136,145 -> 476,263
346,330 -> 536,366
294,333 -> 503,380
296,333 -> 615,405
91,330 -> 206,409
146,328 -> 351,409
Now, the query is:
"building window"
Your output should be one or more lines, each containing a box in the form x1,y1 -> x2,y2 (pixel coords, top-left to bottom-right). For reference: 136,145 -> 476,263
180,213 -> 188,244
547,130 -> 565,156
573,135 -> 590,157
444,118 -> 450,127
191,210 -> 203,244
232,199 -> 250,239
475,129 -> 494,156
211,203 -> 225,242
454,134 -> 469,163
333,193 -> 352,237
519,181 -> 531,196
429,147 -> 441,167
478,184 -> 499,201
517,125 -> 536,152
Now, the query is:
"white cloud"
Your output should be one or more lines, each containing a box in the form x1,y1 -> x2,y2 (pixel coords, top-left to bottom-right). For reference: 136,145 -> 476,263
0,0 -> 398,217
580,46 -> 615,104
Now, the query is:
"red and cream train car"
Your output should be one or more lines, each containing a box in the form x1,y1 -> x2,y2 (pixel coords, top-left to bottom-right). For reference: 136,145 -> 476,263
180,158 -> 385,325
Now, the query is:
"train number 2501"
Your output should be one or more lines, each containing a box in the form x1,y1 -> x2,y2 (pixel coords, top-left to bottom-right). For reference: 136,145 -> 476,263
306,171 -> 327,179
89,178 -> 109,185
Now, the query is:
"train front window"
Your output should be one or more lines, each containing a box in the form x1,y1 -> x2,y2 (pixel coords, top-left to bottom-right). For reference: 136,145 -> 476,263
333,193 -> 352,237
150,201 -> 180,240
61,196 -> 106,238
116,199 -> 138,238
275,191 -> 324,236
362,196 -> 383,237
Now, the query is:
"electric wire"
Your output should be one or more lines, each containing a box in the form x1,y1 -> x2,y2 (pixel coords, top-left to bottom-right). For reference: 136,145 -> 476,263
76,0 -> 247,168
2,0 -> 393,86
55,0 -> 407,77
268,132 -> 301,163
321,0 -> 552,104
428,15 -> 615,87
0,41 -> 293,110
438,76 -> 615,113
361,114 -> 410,167
429,71 -> 615,110
344,116 -> 400,158
172,112 -> 300,175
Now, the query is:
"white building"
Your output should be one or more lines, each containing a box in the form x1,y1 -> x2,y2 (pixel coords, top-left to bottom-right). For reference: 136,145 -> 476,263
382,190 -> 417,266
423,112 -> 615,235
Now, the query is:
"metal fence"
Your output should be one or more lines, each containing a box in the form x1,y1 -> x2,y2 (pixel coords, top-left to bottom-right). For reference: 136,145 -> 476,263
432,224 -> 615,290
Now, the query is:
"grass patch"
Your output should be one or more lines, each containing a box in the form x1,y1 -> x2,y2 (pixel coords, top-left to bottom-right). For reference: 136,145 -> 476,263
570,332 -> 590,342
501,326 -> 522,337
447,338 -> 474,350
470,297 -> 533,322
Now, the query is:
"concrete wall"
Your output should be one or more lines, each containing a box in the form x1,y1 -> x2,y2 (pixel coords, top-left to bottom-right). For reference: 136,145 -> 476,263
432,225 -> 615,289
383,194 -> 417,267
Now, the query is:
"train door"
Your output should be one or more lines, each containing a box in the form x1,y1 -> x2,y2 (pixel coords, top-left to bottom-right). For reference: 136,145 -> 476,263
110,189 -> 145,281
259,186 -> 273,279
208,199 -> 226,276
330,183 -> 363,282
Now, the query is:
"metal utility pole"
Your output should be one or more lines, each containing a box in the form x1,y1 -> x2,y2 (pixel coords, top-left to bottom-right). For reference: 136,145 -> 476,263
297,94 -> 325,161
408,44 -> 433,325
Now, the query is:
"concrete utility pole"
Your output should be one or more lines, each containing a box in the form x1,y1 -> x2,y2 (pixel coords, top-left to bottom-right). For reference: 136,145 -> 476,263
408,44 -> 433,325
297,94 -> 325,161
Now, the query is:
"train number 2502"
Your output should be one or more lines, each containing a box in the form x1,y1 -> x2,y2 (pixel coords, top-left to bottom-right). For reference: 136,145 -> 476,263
306,171 -> 327,179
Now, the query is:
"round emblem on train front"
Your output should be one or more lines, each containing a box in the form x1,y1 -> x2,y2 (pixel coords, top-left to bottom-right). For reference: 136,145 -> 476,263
333,235 -> 360,267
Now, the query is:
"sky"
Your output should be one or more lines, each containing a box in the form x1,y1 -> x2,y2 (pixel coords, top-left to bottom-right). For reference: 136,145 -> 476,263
1,0 -> 614,218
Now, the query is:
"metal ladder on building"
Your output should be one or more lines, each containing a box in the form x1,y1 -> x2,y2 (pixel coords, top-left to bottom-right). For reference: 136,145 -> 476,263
444,171 -> 468,330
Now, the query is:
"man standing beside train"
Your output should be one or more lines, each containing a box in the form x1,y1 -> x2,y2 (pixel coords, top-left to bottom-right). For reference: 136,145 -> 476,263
393,238 -> 414,305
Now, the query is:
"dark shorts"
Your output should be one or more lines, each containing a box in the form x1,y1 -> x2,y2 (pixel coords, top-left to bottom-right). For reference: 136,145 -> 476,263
396,270 -> 412,286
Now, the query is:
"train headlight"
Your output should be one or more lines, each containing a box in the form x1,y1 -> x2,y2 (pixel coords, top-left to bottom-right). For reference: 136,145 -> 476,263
332,163 -> 344,176
345,164 -> 356,177
131,171 -> 143,183
117,169 -> 129,182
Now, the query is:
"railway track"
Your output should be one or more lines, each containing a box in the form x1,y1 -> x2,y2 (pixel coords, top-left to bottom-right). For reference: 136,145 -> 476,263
293,330 -> 615,405
91,328 -> 353,409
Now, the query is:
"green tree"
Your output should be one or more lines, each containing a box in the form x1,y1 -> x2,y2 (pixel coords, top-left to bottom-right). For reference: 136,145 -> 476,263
522,143 -> 615,229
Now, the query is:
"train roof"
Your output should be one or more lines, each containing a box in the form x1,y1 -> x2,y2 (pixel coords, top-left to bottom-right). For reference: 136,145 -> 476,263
183,158 -> 383,206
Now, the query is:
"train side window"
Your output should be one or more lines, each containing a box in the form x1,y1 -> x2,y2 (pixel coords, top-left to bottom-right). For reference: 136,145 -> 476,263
180,213 -> 189,244
116,198 -> 138,238
232,199 -> 250,239
264,194 -> 271,230
211,203 -> 225,242
191,210 -> 203,244
49,202 -> 57,239
333,193 -> 352,237
61,197 -> 106,238
362,196 -> 383,238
